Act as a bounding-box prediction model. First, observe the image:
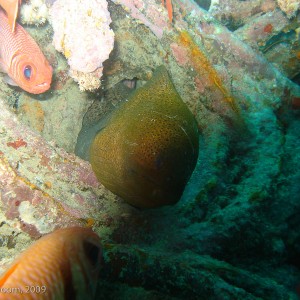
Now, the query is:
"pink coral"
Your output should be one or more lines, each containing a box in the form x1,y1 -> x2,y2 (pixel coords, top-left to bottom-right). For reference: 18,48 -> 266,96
50,0 -> 114,90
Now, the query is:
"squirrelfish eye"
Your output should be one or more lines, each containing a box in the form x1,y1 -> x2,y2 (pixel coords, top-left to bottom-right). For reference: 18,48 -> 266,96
24,65 -> 32,80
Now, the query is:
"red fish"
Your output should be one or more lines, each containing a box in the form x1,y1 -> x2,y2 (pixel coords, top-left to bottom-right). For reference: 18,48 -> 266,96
0,9 -> 52,94
161,0 -> 173,22
0,227 -> 102,299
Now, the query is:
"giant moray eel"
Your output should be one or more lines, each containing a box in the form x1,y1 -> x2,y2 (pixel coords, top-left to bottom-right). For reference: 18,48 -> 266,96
77,66 -> 199,208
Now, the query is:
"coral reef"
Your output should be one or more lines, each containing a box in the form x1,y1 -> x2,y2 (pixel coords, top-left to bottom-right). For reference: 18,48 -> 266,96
0,98 -> 136,239
49,0 -> 114,91
19,0 -> 48,26
89,66 -> 199,208
111,0 -> 169,38
234,9 -> 290,51
205,0 -> 300,82
277,0 -> 300,18
209,0 -> 276,30
174,30 -> 239,114
0,0 -> 300,298
235,10 -> 300,80
17,81 -> 93,152
18,100 -> 45,133
70,69 -> 102,92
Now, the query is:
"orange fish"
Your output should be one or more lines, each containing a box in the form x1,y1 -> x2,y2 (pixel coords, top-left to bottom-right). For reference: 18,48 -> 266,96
161,0 -> 173,22
0,0 -> 21,32
0,227 -> 102,300
0,9 -> 52,94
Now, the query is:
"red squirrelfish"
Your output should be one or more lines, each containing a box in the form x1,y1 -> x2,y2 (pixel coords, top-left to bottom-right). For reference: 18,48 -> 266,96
0,9 -> 52,94
0,227 -> 102,300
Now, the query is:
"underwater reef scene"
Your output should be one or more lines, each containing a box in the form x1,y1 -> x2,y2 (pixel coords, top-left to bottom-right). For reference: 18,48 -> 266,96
0,0 -> 300,299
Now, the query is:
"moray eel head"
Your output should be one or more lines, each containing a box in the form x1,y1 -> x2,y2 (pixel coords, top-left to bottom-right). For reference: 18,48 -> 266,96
90,66 -> 199,208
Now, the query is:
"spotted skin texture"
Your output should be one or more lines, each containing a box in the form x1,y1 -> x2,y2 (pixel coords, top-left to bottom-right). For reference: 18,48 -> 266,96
90,66 -> 199,208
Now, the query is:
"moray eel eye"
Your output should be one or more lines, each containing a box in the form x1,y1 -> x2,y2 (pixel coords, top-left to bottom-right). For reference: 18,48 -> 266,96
24,65 -> 32,80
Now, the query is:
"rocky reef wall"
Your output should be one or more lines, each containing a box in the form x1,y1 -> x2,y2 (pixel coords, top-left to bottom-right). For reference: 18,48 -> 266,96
0,0 -> 299,299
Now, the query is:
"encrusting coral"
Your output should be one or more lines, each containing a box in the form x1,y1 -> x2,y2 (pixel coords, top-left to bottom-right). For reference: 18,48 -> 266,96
90,66 -> 199,208
277,0 -> 299,18
70,69 -> 103,92
49,0 -> 114,91
20,0 -> 48,26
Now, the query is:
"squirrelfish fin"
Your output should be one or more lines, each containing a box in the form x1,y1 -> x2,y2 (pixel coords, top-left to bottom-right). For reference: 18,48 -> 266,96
0,0 -> 21,32
0,263 -> 19,287
4,75 -> 18,86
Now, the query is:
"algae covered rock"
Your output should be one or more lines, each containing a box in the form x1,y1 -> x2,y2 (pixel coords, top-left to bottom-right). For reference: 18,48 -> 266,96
90,66 -> 199,208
